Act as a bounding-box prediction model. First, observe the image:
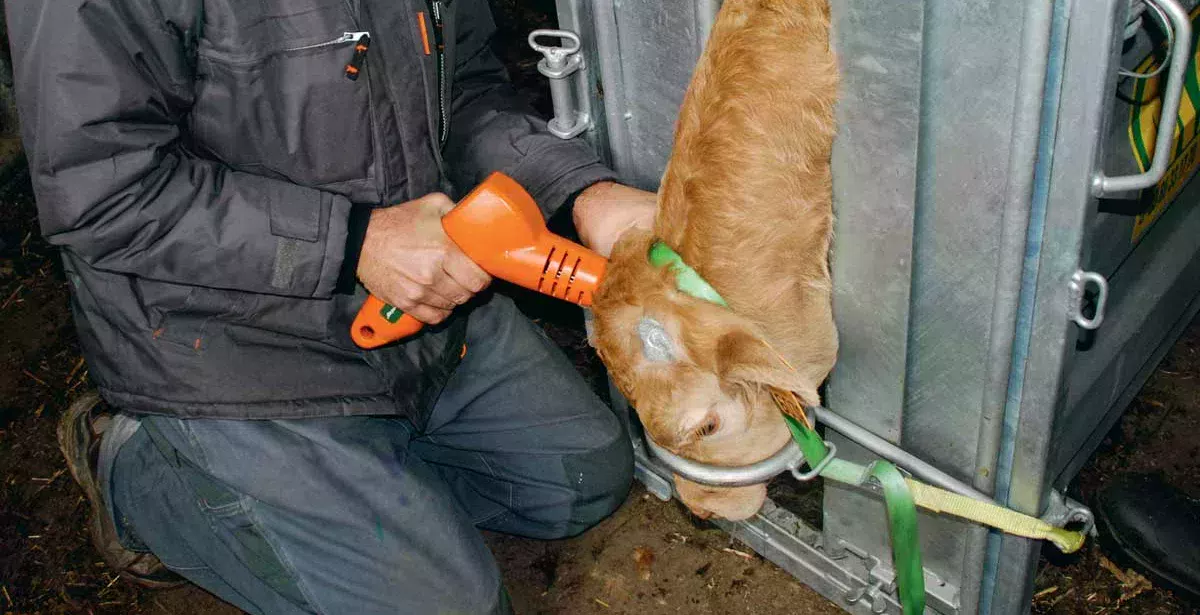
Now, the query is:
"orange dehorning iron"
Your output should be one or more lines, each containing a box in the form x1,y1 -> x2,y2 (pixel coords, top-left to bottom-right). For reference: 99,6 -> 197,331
351,172 -> 607,349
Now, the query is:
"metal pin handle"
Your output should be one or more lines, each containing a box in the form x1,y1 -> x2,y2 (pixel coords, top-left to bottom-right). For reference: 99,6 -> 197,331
1094,0 -> 1193,195
528,29 -> 592,139
528,29 -> 582,66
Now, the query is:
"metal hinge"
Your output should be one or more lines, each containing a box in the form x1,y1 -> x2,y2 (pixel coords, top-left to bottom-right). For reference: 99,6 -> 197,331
1068,270 -> 1109,330
528,29 -> 592,139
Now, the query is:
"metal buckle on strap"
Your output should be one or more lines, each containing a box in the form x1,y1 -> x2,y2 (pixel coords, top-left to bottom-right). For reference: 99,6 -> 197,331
788,440 -> 838,482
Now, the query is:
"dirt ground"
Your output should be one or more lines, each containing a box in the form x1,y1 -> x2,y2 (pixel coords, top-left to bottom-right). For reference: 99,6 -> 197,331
3,3 -> 1200,614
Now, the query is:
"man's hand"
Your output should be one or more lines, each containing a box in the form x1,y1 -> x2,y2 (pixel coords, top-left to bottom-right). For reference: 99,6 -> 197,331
572,181 -> 658,257
356,193 -> 492,325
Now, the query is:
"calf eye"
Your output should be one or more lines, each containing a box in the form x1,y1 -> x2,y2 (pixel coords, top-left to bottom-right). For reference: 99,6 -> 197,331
695,414 -> 721,438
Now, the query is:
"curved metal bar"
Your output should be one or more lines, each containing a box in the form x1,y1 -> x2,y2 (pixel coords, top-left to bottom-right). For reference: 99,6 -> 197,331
640,407 -> 1092,534
642,435 -> 807,487
813,407 -> 992,501
643,406 -> 990,502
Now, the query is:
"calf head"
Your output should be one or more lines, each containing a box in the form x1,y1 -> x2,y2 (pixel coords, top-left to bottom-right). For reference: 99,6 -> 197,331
591,0 -> 839,521
592,231 -> 821,521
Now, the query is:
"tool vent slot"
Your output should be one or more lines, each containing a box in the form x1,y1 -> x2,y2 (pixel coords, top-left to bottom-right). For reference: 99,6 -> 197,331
562,257 -> 582,301
538,247 -> 557,293
550,251 -> 570,298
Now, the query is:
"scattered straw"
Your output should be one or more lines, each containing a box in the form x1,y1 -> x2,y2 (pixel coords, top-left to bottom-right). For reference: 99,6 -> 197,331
1045,587 -> 1075,610
1033,586 -> 1058,599
722,547 -> 754,560
594,598 -> 611,608
1100,556 -> 1153,606
31,468 -> 66,497
67,357 -> 85,383
769,387 -> 813,429
97,574 -> 121,596
1,284 -> 24,310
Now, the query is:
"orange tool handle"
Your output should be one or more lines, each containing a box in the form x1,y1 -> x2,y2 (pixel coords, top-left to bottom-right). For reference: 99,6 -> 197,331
351,172 -> 607,349
351,295 -> 425,348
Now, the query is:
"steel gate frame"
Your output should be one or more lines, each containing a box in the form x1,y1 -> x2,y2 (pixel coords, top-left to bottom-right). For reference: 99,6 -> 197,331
544,0 -> 1200,612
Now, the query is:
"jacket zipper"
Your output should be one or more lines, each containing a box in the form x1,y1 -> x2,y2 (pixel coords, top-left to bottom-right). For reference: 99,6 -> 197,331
341,0 -> 390,202
429,1 -> 448,146
201,31 -> 371,66
282,31 -> 370,53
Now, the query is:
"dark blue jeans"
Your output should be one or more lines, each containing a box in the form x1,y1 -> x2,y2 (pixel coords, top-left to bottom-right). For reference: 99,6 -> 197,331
102,296 -> 633,614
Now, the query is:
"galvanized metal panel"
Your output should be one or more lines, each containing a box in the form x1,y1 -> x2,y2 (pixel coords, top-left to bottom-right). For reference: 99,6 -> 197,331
823,0 -> 922,444
824,1 -> 1038,612
562,0 -> 1200,613
819,0 -> 925,602
606,1 -> 707,191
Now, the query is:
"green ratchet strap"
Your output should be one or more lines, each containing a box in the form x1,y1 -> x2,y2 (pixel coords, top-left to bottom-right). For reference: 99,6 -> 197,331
783,414 -> 827,471
785,414 -> 926,615
867,461 -> 925,615
649,239 -> 1084,615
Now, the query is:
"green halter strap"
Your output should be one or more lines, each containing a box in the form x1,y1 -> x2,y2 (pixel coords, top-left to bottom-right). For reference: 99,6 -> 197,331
646,241 -> 729,307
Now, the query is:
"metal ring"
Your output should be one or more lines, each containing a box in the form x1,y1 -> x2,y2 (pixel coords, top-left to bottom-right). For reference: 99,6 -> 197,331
1069,270 -> 1109,330
643,434 -> 807,487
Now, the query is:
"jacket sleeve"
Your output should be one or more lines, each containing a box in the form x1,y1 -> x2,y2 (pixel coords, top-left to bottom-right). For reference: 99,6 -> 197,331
443,0 -> 616,218
8,0 -> 352,298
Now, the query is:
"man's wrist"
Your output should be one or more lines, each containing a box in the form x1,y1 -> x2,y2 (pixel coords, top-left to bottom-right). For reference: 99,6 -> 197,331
571,181 -> 617,231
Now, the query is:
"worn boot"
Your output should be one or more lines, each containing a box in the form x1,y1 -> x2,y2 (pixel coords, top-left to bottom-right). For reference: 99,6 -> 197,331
1096,473 -> 1200,603
57,390 -> 185,589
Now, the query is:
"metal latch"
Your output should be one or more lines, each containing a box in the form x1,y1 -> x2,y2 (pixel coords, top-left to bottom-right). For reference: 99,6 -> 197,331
528,29 -> 592,139
833,541 -> 895,615
1068,270 -> 1109,330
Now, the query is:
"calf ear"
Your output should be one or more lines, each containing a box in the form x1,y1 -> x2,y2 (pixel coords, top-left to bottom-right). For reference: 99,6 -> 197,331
716,329 -> 821,409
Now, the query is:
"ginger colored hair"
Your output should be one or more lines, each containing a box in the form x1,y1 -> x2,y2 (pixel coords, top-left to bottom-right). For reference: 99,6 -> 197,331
591,0 -> 839,521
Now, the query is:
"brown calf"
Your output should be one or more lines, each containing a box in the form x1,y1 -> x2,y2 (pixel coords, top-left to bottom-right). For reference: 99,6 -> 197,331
591,0 -> 839,521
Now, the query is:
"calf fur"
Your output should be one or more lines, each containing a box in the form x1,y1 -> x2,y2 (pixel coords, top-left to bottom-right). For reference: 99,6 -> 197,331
591,0 -> 839,521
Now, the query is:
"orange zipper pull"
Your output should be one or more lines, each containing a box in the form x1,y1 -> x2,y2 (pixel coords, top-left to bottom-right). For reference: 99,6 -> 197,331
345,33 -> 371,80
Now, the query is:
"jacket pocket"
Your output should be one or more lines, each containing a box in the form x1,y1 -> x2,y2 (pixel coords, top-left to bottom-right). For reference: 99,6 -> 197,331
190,30 -> 376,187
137,278 -> 354,349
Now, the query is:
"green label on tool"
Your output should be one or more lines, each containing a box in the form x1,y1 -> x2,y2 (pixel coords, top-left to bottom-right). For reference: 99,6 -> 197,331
380,304 -> 403,323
